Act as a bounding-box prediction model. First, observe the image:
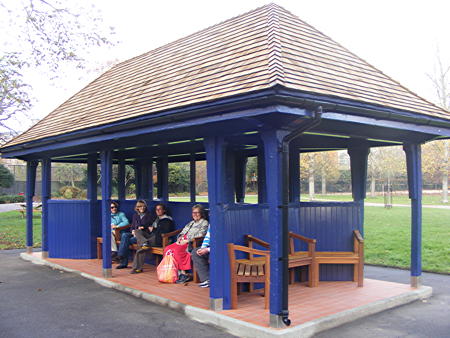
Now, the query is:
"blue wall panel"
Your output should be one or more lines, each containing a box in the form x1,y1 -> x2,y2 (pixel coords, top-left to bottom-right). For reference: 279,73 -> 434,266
48,200 -> 101,259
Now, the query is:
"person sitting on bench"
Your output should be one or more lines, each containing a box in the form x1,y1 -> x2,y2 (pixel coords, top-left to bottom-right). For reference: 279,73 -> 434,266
117,200 -> 155,269
130,203 -> 175,274
191,225 -> 210,287
110,201 -> 130,261
163,204 -> 209,284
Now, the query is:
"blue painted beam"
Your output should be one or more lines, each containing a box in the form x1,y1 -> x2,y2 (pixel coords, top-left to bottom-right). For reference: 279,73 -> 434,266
257,144 -> 267,204
100,150 -> 113,277
204,136 -> 227,310
156,156 -> 168,202
87,153 -> 98,258
134,161 -> 143,200
25,161 -> 38,253
139,158 -> 153,200
403,143 -> 422,287
234,154 -> 247,203
190,152 -> 196,202
117,156 -> 126,200
41,158 -> 51,258
288,145 -> 300,203
261,128 -> 290,318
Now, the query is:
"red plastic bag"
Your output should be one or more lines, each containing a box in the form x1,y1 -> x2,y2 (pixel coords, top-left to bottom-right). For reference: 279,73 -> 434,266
157,250 -> 178,283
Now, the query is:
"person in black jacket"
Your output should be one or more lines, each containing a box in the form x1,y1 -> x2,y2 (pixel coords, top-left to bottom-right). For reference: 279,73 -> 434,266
116,200 -> 155,269
130,203 -> 175,274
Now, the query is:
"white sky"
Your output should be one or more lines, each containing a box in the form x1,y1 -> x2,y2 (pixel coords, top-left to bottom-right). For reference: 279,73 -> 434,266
22,0 -> 450,133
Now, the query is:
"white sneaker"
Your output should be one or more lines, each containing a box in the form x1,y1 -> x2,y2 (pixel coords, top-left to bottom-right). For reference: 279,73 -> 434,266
199,280 -> 210,288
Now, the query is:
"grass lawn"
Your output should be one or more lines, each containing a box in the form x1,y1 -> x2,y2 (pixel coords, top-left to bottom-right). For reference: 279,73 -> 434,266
1,204 -> 448,274
364,206 -> 450,274
0,211 -> 42,250
305,193 -> 450,205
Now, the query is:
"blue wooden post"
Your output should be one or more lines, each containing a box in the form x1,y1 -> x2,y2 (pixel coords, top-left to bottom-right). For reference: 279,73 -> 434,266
41,158 -> 51,258
403,143 -> 422,288
261,128 -> 289,327
87,154 -> 98,257
134,161 -> 142,199
348,140 -> 369,234
257,144 -> 267,203
204,136 -> 227,311
190,152 -> 196,202
289,143 -> 300,203
156,156 -> 169,201
25,161 -> 38,254
140,158 -> 153,200
100,150 -> 113,277
117,155 -> 126,200
235,153 -> 247,203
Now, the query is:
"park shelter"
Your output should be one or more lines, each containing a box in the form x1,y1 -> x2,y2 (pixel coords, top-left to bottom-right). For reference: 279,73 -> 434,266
2,3 -> 449,328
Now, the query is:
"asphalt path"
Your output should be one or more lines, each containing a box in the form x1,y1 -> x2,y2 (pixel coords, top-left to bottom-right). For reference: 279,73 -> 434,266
1,250 -> 449,337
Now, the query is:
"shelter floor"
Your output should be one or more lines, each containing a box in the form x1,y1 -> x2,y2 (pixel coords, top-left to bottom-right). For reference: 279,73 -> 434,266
34,253 -> 413,328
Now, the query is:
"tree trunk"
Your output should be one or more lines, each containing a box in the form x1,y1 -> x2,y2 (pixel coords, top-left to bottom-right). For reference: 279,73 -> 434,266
443,141 -> 449,203
371,176 -> 376,197
309,173 -> 315,201
321,167 -> 326,195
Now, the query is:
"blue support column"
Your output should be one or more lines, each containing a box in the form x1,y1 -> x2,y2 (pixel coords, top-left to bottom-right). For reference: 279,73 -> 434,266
403,143 -> 422,288
41,158 -> 51,258
289,143 -> 300,203
117,156 -> 126,200
257,144 -> 267,203
140,158 -> 153,200
235,153 -> 247,203
348,140 -> 370,234
190,152 -> 196,202
87,154 -> 98,257
261,128 -> 289,327
204,136 -> 227,311
25,161 -> 38,254
134,161 -> 142,199
100,150 -> 113,278
156,156 -> 169,202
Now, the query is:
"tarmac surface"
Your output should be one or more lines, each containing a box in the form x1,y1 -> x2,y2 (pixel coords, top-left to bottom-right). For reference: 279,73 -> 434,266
1,249 -> 449,337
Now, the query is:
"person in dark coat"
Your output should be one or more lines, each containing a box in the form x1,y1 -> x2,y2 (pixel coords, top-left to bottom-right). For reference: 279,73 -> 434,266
131,203 -> 175,274
116,200 -> 155,269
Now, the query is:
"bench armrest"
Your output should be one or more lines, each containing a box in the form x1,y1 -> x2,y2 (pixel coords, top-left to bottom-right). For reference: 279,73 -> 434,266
228,244 -> 270,257
245,234 -> 270,249
353,230 -> 364,243
161,228 -> 182,248
288,231 -> 316,256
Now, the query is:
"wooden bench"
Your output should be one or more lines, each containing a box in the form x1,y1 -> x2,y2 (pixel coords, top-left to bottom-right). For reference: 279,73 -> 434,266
227,242 -> 270,309
246,234 -> 317,287
96,228 -> 204,282
310,230 -> 364,287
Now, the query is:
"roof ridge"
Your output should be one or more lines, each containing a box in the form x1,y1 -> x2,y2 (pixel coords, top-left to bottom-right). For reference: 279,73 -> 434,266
265,4 -> 285,86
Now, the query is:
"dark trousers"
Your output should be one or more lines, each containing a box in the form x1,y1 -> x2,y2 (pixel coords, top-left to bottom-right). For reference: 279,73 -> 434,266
118,232 -> 137,266
191,249 -> 210,282
132,230 -> 156,270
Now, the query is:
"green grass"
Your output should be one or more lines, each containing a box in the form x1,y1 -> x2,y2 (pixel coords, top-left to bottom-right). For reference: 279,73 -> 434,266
306,193 -> 450,205
364,206 -> 450,274
0,211 -> 42,250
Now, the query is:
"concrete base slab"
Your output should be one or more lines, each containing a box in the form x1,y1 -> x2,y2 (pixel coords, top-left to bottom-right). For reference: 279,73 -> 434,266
20,253 -> 432,338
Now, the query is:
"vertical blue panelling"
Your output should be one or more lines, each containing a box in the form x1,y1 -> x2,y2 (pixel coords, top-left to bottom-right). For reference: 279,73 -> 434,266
26,161 -> 38,249
41,159 -> 51,254
48,200 -> 99,258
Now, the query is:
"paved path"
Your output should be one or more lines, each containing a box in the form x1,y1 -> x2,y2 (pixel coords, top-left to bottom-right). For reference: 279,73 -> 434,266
1,249 -> 449,337
0,203 -> 23,212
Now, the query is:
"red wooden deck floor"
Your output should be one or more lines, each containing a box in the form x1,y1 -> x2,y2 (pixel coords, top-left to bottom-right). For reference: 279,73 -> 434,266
36,253 -> 412,328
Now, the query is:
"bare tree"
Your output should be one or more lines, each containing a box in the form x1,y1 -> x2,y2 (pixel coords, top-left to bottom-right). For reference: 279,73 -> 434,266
427,50 -> 450,202
0,0 -> 115,137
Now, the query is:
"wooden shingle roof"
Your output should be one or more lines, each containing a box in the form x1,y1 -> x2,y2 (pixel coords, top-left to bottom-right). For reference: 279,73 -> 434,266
6,3 -> 449,147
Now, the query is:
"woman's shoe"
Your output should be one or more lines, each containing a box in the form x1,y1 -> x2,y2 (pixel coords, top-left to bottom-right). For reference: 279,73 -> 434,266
116,264 -> 127,269
175,274 -> 189,284
130,269 -> 143,274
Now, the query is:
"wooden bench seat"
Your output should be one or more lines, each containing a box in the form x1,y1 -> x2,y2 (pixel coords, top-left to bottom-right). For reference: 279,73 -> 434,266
314,230 -> 364,287
96,228 -> 204,282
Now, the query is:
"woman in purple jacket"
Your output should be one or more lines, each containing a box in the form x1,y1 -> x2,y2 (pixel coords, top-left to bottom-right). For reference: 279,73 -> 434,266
116,200 -> 155,269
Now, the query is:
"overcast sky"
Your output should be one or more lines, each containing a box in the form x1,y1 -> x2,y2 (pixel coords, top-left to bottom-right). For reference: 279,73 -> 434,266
25,0 -> 450,132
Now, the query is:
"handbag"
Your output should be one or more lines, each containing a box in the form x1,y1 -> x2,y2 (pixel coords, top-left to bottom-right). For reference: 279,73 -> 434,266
157,249 -> 178,283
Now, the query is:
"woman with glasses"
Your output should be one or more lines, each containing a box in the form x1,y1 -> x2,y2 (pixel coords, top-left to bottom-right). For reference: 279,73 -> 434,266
130,203 -> 175,274
110,201 -> 130,260
116,200 -> 155,269
163,204 -> 209,284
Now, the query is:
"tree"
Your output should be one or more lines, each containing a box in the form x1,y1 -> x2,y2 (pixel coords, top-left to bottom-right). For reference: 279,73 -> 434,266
168,162 -> 190,193
315,151 -> 340,194
0,0 -> 114,137
300,152 -> 317,200
0,163 -> 14,188
368,146 -> 406,193
426,50 -> 450,202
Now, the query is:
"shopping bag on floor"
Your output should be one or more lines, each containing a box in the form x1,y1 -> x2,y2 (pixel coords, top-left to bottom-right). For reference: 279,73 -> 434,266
157,250 -> 178,283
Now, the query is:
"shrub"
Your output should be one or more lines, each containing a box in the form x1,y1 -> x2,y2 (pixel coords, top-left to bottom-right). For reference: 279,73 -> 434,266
0,195 -> 25,203
59,186 -> 83,199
